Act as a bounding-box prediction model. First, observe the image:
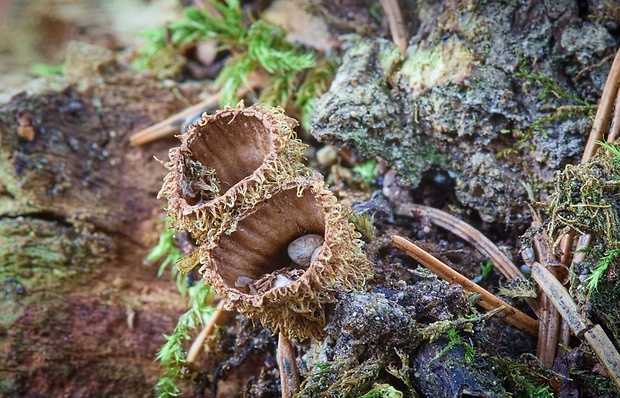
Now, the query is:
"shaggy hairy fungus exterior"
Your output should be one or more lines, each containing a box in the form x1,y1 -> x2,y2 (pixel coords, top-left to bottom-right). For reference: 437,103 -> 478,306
158,101 -> 373,339
199,178 -> 373,340
158,102 -> 310,249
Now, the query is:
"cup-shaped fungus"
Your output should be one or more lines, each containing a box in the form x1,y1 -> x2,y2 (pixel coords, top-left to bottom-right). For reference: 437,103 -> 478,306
199,178 -> 373,340
158,102 -> 309,248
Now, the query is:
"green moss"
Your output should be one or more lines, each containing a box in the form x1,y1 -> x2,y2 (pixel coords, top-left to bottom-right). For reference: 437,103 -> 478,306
440,329 -> 475,363
154,281 -> 216,398
145,218 -> 185,295
570,369 -> 619,397
515,59 -> 594,107
413,337 -> 507,397
0,217 -> 112,329
352,158 -> 378,184
491,354 -> 558,397
359,384 -> 404,398
585,248 -> 620,292
497,59 -> 596,158
30,62 -> 65,77
303,361 -> 381,397
547,142 -> 620,301
349,211 -> 376,242
497,58 -> 596,157
134,0 -> 333,128
588,275 -> 620,347
0,378 -> 20,397
0,217 -> 112,291
145,219 -> 217,398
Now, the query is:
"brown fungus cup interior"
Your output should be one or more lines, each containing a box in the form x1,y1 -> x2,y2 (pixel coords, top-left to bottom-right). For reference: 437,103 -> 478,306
181,113 -> 275,205
211,185 -> 326,292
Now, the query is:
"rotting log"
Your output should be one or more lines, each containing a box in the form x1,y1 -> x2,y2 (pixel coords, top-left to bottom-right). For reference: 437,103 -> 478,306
0,71 -> 200,396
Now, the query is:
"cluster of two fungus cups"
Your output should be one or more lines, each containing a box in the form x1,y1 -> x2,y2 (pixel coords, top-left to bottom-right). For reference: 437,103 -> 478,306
158,102 -> 373,340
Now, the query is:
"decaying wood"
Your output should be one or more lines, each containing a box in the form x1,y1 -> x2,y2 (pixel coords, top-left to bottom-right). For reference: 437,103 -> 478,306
0,77 -> 194,395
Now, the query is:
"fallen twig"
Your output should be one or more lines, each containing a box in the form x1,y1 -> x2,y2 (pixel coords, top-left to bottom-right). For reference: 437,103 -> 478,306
391,235 -> 539,337
186,300 -> 227,364
581,47 -> 620,162
531,262 -> 620,390
130,93 -> 223,146
607,85 -> 620,144
536,294 -> 560,367
277,332 -> 300,398
398,204 -> 543,319
130,81 -> 259,146
379,0 -> 408,55
575,53 -> 615,80
525,213 -> 564,364
395,203 -> 525,281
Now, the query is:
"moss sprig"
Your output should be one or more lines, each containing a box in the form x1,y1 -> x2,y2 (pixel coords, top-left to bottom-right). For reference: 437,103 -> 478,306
134,0 -> 335,128
146,218 -> 217,398
516,59 -> 595,108
547,141 -> 620,294
358,384 -> 403,398
471,260 -> 494,283
154,283 -> 215,398
492,354 -> 557,398
498,59 -> 596,158
440,329 -> 475,363
352,158 -> 378,185
145,218 -> 185,295
586,248 -> 620,292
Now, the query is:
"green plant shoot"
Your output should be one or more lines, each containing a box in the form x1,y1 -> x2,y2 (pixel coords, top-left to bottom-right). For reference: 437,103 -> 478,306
472,260 -> 494,283
145,218 -> 185,295
134,0 -> 335,129
353,159 -> 378,184
585,248 -> 620,293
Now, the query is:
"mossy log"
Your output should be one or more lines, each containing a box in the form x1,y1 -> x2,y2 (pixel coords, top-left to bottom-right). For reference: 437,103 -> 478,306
0,73 -> 197,396
312,0 -> 618,226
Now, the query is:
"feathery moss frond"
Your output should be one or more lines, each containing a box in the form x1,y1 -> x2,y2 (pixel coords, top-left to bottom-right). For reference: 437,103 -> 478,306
154,283 -> 216,398
215,53 -> 257,106
598,140 -> 620,162
134,0 -> 334,129
145,219 -> 186,295
168,0 -> 244,45
146,219 -> 216,398
247,20 -> 316,74
586,248 -> 620,292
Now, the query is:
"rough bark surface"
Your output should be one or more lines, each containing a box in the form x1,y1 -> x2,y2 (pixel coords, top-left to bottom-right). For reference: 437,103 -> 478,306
0,72 -> 199,396
311,0 -> 617,225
